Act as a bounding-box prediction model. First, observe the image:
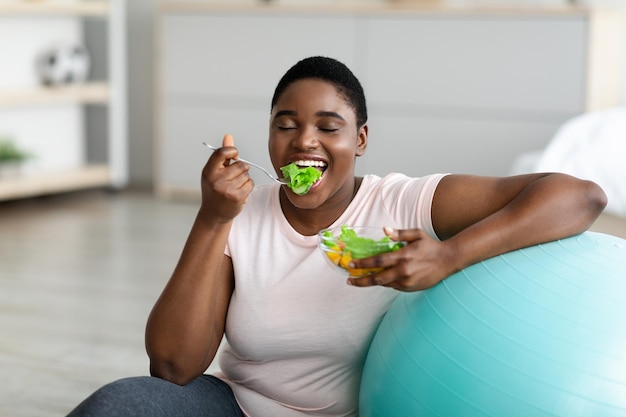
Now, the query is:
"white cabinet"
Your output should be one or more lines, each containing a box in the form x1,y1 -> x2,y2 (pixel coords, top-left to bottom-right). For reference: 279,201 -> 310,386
356,9 -> 623,177
0,0 -> 127,200
156,4 -> 622,198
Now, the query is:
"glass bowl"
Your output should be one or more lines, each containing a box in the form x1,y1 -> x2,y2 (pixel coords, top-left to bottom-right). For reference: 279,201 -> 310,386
318,226 -> 406,278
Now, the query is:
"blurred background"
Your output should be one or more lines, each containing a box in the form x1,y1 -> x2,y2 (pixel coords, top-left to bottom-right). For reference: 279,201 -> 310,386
1,0 -> 625,415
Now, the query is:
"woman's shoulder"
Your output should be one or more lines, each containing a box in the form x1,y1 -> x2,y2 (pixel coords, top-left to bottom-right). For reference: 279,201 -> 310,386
363,172 -> 448,193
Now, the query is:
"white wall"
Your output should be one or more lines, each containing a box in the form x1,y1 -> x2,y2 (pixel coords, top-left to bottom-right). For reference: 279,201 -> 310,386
123,0 -> 626,188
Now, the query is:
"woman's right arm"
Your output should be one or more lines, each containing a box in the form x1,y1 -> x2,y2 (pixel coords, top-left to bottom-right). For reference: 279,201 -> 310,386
145,134 -> 253,385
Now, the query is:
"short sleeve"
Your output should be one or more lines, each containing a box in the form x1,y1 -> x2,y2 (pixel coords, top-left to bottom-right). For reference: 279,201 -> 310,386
380,173 -> 449,240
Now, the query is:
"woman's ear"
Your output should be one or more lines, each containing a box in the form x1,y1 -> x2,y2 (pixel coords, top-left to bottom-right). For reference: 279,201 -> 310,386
356,124 -> 368,157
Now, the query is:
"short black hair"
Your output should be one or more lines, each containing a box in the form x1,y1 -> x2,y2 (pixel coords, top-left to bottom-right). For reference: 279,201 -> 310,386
270,56 -> 368,128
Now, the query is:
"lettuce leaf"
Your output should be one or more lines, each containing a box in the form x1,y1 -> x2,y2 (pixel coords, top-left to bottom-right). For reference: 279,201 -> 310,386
337,226 -> 404,259
280,163 -> 322,195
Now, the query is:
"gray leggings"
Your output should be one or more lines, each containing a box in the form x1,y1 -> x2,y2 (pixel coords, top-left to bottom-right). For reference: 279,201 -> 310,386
65,375 -> 244,417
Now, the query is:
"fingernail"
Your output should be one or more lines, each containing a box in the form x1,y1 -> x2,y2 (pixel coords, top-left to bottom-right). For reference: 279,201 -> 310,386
348,262 -> 355,268
346,279 -> 354,286
384,226 -> 394,235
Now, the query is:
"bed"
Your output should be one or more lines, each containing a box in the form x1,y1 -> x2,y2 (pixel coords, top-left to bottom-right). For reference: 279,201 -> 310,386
510,107 -> 626,239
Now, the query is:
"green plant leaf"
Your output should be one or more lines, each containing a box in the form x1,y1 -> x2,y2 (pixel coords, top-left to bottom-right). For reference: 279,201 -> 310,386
0,139 -> 32,163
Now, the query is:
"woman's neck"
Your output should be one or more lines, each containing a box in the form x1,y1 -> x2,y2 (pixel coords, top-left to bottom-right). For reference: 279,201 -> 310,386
280,177 -> 363,236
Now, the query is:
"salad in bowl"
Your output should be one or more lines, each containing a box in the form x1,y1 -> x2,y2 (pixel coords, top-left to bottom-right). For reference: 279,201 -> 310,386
318,226 -> 406,278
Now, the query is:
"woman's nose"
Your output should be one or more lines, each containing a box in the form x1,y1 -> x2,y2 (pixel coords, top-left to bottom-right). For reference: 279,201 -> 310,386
292,127 -> 319,150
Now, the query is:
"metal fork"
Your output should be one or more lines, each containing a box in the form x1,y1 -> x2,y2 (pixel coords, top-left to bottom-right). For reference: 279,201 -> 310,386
202,142 -> 288,185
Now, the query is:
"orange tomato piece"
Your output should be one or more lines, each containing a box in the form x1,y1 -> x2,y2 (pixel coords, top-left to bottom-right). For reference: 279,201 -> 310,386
339,253 -> 352,269
339,251 -> 383,277
326,251 -> 341,265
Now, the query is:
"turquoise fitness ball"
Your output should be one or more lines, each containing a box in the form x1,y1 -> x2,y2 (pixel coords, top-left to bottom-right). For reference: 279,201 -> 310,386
360,232 -> 626,417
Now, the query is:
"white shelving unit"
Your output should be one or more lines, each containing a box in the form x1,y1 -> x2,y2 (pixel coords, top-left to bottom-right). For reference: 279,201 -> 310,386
0,0 -> 127,201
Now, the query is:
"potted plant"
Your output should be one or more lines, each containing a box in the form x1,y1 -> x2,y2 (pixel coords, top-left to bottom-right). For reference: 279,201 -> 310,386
0,137 -> 33,178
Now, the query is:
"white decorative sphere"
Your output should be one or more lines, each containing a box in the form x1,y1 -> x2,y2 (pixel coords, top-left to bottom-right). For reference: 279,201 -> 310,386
36,44 -> 91,86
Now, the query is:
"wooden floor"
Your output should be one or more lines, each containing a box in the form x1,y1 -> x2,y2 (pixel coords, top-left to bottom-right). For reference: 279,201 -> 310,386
0,190 -> 208,416
1,189 -> 625,416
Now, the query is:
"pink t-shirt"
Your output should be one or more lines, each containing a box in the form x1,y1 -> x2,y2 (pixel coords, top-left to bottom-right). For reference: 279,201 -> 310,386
218,173 -> 446,417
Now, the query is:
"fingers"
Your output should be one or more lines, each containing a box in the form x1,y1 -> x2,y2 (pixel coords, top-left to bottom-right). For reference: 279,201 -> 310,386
216,133 -> 239,166
347,261 -> 420,292
201,133 -> 253,201
222,133 -> 235,148
346,247 -> 406,288
346,227 -> 433,291
347,257 -> 404,289
197,133 -> 254,223
386,227 -> 425,243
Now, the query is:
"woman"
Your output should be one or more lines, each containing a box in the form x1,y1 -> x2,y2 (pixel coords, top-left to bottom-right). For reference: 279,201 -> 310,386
67,56 -> 606,417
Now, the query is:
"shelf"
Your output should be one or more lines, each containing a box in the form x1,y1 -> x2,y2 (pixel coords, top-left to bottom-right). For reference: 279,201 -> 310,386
0,82 -> 110,107
0,1 -> 108,16
0,0 -> 127,200
159,2 -> 591,16
0,164 -> 111,200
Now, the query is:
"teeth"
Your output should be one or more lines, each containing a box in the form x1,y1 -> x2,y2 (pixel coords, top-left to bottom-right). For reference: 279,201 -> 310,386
294,160 -> 327,168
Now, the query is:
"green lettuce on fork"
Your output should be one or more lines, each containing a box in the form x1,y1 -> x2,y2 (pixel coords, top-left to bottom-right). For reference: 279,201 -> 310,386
280,163 -> 322,195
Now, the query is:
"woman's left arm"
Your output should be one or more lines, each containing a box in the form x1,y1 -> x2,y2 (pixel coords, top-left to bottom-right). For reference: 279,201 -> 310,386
431,172 -> 606,263
348,173 -> 607,291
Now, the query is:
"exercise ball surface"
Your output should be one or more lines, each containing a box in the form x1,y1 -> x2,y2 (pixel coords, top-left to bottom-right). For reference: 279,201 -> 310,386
360,232 -> 626,417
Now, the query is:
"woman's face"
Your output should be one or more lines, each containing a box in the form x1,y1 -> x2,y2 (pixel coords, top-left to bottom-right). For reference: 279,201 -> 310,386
269,78 -> 367,211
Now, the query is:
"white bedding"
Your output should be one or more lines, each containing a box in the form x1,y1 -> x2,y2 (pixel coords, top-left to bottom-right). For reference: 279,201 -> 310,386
510,107 -> 626,218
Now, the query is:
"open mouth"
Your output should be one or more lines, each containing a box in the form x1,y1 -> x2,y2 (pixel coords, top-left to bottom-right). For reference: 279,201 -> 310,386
293,160 -> 328,176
